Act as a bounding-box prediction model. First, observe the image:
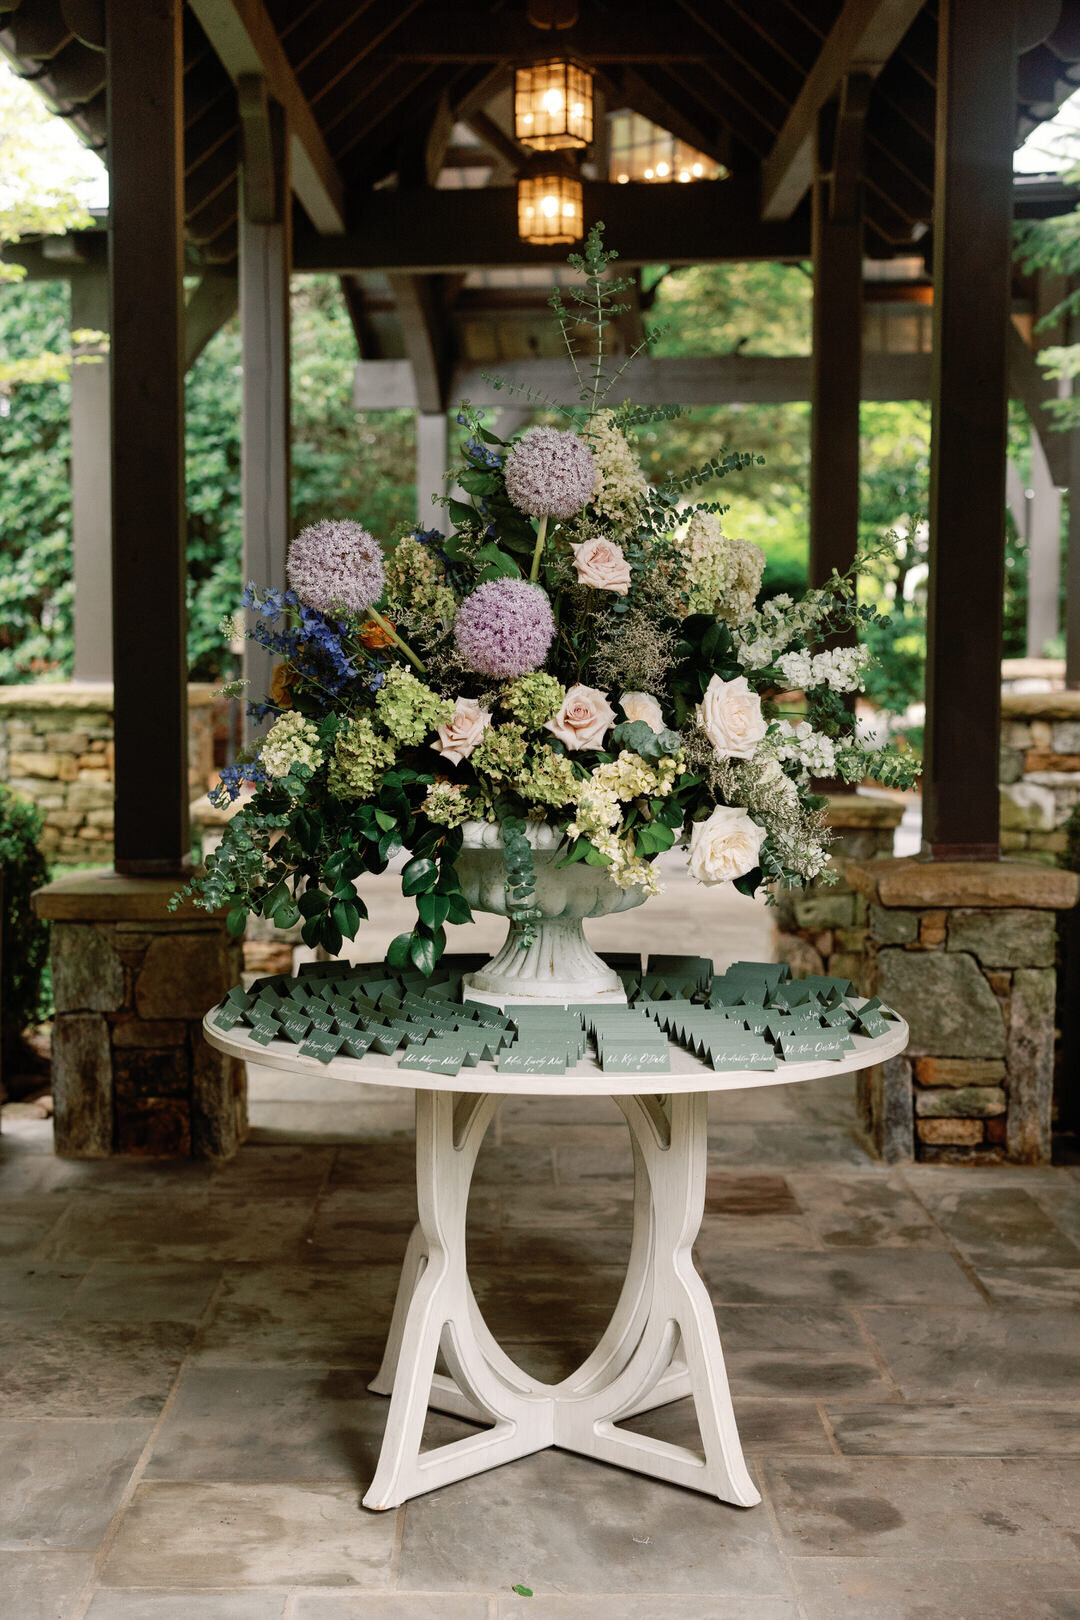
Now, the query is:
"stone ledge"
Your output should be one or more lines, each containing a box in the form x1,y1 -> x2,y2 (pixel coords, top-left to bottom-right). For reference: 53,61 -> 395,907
190,791 -> 250,828
847,857 -> 1080,911
1001,689 -> 1080,722
0,681 -> 218,711
824,794 -> 906,830
33,868 -> 223,923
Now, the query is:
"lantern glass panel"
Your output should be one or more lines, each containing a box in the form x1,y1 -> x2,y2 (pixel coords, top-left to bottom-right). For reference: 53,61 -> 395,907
517,173 -> 584,244
515,60 -> 593,150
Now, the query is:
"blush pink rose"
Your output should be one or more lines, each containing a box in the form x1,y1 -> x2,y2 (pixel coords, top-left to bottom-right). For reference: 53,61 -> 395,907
545,683 -> 617,751
571,537 -> 632,595
433,696 -> 491,765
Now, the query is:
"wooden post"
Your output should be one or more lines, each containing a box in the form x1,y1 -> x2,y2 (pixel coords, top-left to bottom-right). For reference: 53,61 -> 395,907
105,0 -> 189,874
923,0 -> 1017,858
1068,433 -> 1080,688
809,82 -> 867,589
240,80 -> 291,733
417,411 -> 448,525
70,269 -> 112,683
1026,426 -> 1062,659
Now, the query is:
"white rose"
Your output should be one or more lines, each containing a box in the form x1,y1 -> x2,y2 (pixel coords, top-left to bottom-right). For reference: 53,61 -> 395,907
688,806 -> 766,886
619,691 -> 665,733
545,683 -> 617,751
433,696 -> 491,765
571,537 -> 632,595
697,674 -> 767,761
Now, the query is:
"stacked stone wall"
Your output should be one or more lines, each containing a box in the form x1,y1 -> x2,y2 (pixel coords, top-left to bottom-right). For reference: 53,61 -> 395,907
999,691 -> 1080,865
0,684 -> 216,864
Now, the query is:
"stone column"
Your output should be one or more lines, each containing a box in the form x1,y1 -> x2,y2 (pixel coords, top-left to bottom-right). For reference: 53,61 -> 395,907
847,857 -> 1078,1165
33,871 -> 247,1159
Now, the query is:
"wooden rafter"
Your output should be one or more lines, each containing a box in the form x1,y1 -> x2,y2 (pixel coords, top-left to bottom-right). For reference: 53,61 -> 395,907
187,0 -> 346,231
761,0 -> 926,220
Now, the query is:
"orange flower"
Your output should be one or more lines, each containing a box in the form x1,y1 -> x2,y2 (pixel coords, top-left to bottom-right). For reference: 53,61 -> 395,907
358,617 -> 396,651
269,662 -> 297,709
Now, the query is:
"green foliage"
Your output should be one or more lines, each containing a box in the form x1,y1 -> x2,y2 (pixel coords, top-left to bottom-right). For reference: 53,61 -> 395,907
0,785 -> 50,1049
499,813 -> 540,946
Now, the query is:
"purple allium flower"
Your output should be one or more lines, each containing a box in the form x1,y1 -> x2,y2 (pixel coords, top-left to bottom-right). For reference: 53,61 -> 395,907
286,520 -> 385,616
504,427 -> 597,520
454,580 -> 555,677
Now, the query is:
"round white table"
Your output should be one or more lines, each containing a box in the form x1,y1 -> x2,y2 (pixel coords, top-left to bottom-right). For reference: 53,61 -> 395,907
205,1006 -> 908,1512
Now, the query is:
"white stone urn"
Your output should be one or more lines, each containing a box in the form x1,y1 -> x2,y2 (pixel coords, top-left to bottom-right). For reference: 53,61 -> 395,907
455,819 -> 647,1005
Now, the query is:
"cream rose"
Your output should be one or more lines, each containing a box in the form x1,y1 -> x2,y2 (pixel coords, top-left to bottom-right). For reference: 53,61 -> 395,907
433,696 -> 491,765
697,674 -> 767,761
620,691 -> 665,733
571,537 -> 632,595
688,806 -> 765,887
546,683 -> 617,751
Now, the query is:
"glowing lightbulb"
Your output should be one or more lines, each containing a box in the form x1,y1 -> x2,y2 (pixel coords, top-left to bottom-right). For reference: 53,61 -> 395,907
617,172 -> 629,184
522,112 -> 533,125
678,170 -> 690,182
644,167 -> 654,180
571,102 -> 584,116
542,88 -> 564,115
692,162 -> 703,176
562,200 -> 575,216
656,161 -> 669,177
541,192 -> 560,217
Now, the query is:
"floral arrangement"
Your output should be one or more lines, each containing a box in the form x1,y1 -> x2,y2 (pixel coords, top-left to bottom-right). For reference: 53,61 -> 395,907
184,228 -> 917,973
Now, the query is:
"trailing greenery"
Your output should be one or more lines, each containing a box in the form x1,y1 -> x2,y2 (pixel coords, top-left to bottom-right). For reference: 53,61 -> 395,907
0,786 -> 50,1053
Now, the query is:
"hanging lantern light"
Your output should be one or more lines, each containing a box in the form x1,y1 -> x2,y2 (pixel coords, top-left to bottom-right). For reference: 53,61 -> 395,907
514,58 -> 593,150
517,160 -> 584,244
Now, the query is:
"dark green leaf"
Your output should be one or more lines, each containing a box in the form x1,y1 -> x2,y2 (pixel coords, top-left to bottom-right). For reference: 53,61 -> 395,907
226,905 -> 248,938
416,892 -> 451,929
401,856 -> 438,896
386,932 -> 413,969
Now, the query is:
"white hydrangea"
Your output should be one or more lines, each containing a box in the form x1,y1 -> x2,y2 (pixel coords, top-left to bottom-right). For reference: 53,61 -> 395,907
586,410 -> 649,529
259,711 -> 323,779
776,645 -> 870,694
676,510 -> 765,626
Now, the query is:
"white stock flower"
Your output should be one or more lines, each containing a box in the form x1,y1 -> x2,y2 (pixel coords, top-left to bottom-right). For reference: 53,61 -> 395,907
619,691 -> 665,732
697,674 -> 767,761
688,806 -> 766,887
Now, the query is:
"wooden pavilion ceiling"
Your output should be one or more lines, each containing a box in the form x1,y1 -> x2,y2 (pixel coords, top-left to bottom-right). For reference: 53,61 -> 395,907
4,0 -> 1080,332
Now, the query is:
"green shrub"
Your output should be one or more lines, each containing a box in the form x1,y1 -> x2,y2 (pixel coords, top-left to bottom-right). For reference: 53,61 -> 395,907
0,786 -> 50,1051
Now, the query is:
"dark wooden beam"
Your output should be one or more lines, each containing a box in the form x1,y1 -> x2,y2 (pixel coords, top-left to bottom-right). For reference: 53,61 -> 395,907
184,268 -> 239,369
352,9 -> 760,62
105,0 -> 189,874
187,0 -> 345,231
762,0 -> 925,220
295,179 -> 812,273
923,0 -> 1018,859
387,273 -> 451,414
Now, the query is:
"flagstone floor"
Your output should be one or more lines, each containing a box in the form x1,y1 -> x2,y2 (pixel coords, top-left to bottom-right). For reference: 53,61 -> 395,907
3,1058 -> 1080,1620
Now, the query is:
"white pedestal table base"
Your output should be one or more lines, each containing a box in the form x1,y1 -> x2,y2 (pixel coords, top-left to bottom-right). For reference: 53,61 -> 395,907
363,1087 -> 760,1512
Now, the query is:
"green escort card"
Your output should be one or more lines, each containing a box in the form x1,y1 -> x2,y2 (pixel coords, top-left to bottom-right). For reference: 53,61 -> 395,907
732,1003 -> 772,1037
496,1044 -> 569,1075
821,1004 -> 857,1030
647,954 -> 714,990
298,1028 -> 345,1064
780,1028 -> 856,1062
338,1033 -> 374,1060
248,1020 -> 281,1047
225,986 -> 253,1009
598,1040 -> 670,1074
278,1014 -> 314,1044
855,1010 -> 892,1039
702,1031 -> 778,1071
213,1004 -> 246,1031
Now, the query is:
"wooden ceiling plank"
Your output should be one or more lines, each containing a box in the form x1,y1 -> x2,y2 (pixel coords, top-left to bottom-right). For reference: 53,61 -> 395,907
677,0 -> 808,102
297,0 -> 427,96
325,65 -> 438,157
187,0 -> 345,232
761,0 -> 926,219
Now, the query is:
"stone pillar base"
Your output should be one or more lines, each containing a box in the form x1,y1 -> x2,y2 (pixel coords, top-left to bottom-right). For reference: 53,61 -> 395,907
33,870 -> 247,1159
847,858 -> 1079,1166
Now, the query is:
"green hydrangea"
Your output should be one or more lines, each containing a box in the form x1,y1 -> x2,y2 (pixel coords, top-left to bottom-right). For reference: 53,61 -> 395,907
472,722 -> 528,780
385,537 -> 457,623
499,673 -> 566,730
515,745 -> 580,807
328,716 -> 397,800
374,666 -> 454,745
421,782 -> 479,827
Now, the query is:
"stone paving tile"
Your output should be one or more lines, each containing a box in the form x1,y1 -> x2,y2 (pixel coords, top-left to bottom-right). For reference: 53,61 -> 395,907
494,1225 -> 633,1268
791,1557 -> 1080,1620
696,1213 -> 823,1252
65,1262 -> 222,1323
708,1085 -> 807,1124
549,1137 -> 635,1180
207,1143 -> 337,1198
704,1173 -> 800,1215
397,1449 -> 789,1596
468,1264 -> 626,1343
87,1596 -> 287,1620
0,1320 -> 193,1419
0,1195 -> 72,1256
971,1266 -> 1080,1307
1029,1180 -> 1080,1249
860,1308 -> 1080,1400
783,1173 -> 948,1249
499,1181 -> 634,1229
0,1419 -> 150,1548
292,1598 -> 489,1618
713,1305 -> 895,1401
910,1186 -> 1080,1268
706,1124 -> 875,1171
826,1403 -> 1080,1455
495,1600 -> 799,1620
765,1457 -> 1080,1560
498,1095 -> 624,1126
472,1141 -> 558,1187
699,1248 -> 983,1306
621,1395 -> 832,1455
0,1550 -> 95,1620
100,1482 -> 398,1588
145,1365 -> 472,1483
306,1186 -> 498,1265
37,1197 -> 315,1265
249,1101 -> 416,1142
330,1141 -> 419,1187
192,1265 -> 397,1366
0,1259 -> 88,1317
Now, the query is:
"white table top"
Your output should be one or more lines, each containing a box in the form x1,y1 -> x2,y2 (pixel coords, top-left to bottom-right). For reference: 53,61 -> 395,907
203,1000 -> 909,1098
